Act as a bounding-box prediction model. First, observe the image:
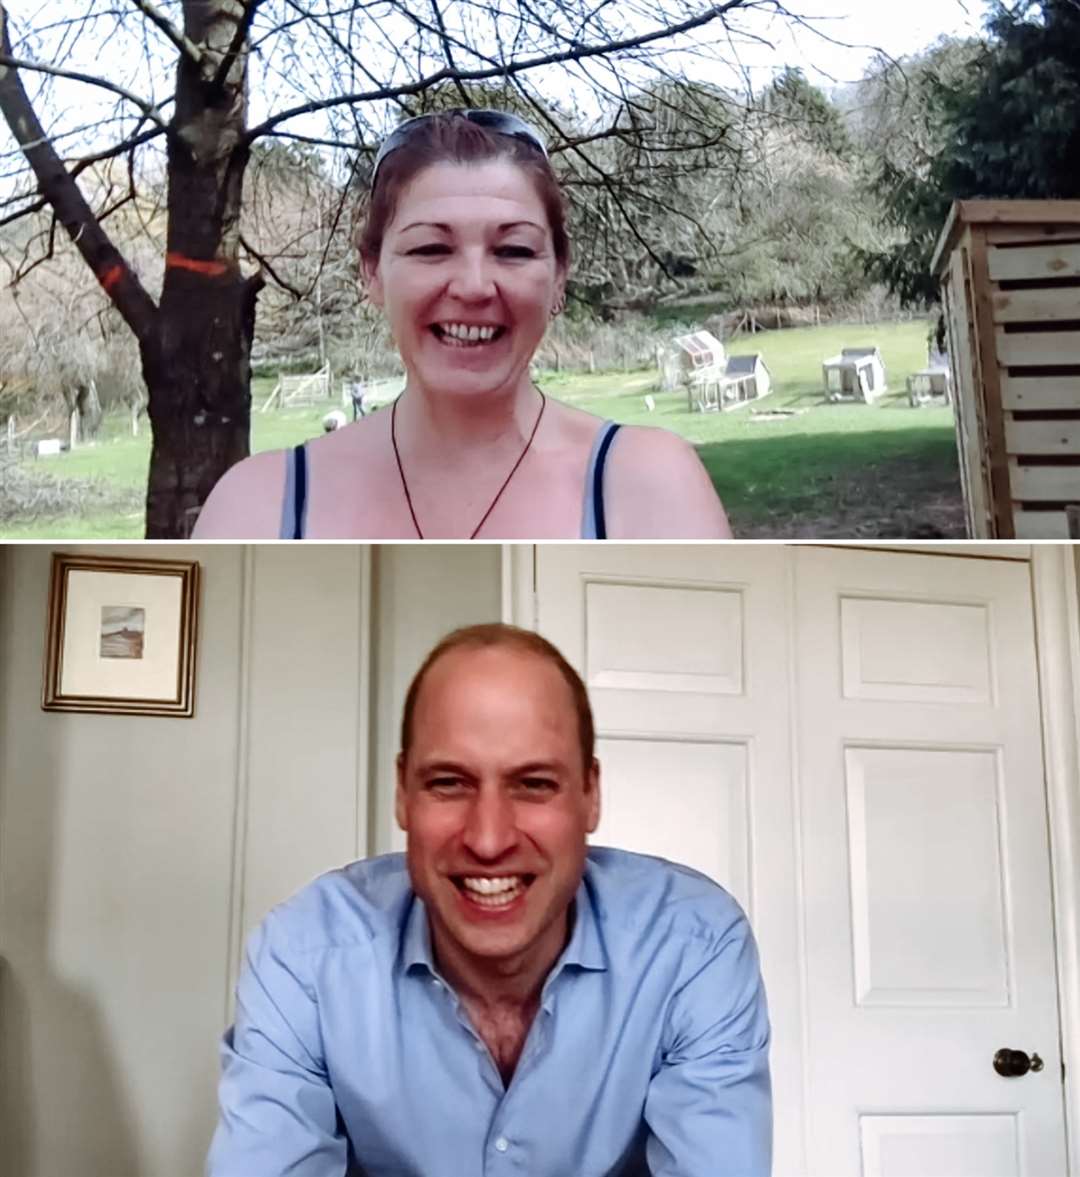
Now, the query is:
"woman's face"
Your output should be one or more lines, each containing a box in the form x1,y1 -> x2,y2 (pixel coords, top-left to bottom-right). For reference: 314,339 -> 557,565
365,159 -> 565,402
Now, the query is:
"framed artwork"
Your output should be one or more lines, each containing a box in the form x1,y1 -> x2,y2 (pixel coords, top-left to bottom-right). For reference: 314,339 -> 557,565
41,553 -> 200,717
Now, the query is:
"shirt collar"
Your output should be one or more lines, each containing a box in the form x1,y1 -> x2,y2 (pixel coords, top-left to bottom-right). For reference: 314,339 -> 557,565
400,871 -> 608,979
402,891 -> 437,976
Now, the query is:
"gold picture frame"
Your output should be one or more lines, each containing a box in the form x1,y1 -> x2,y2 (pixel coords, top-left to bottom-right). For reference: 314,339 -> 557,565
41,553 -> 200,717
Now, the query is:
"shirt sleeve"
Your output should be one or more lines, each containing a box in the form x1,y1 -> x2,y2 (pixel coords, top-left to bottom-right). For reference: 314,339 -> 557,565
206,912 -> 349,1177
643,909 -> 772,1177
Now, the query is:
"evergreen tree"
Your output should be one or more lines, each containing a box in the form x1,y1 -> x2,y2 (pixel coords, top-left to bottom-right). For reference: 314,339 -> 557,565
864,0 -> 1080,306
767,67 -> 851,158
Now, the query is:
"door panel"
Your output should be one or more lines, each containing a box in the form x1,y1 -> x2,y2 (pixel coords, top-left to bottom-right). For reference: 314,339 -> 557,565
596,736 -> 751,910
530,544 -> 1066,1177
859,1115 -> 1020,1177
845,746 -> 1009,1007
839,596 -> 993,703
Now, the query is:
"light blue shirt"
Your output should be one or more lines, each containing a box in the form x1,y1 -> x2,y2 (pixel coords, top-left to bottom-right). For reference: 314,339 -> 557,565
208,847 -> 772,1177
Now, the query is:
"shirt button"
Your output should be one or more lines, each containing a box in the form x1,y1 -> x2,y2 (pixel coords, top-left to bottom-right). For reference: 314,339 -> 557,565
494,1137 -> 509,1153
431,978 -> 442,988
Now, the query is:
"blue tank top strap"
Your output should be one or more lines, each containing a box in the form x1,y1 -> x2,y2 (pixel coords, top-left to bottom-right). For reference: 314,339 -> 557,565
278,443 -> 308,539
580,420 -> 622,540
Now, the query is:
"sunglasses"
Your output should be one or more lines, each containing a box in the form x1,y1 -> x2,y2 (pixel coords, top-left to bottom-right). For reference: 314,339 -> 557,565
370,109 -> 549,187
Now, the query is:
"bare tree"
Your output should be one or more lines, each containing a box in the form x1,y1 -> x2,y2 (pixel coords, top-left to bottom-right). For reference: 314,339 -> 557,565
0,0 -> 793,536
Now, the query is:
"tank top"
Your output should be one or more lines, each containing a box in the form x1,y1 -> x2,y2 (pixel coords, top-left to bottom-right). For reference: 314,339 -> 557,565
279,419 -> 622,540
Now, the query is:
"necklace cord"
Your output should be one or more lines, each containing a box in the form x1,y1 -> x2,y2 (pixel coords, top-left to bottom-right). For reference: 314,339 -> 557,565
391,391 -> 547,539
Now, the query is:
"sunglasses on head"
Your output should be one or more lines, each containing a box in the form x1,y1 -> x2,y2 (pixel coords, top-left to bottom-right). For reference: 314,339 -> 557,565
370,109 -> 549,187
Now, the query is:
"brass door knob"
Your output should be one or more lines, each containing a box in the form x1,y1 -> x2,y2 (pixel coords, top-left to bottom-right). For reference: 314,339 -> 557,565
993,1048 -> 1044,1077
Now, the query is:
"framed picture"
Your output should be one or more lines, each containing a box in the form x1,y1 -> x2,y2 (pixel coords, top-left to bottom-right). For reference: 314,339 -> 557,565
41,553 -> 200,717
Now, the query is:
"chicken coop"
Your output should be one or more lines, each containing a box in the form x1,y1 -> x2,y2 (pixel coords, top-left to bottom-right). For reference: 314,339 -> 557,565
659,333 -> 771,412
822,348 -> 887,403
725,354 -> 772,403
932,199 -> 1080,538
659,330 -> 725,387
907,368 -> 953,408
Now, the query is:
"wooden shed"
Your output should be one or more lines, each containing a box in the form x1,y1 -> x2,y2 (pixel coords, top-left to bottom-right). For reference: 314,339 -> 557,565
932,199 -> 1080,538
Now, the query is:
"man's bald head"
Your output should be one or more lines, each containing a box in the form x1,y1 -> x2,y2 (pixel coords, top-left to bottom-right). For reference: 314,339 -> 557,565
399,623 -> 595,774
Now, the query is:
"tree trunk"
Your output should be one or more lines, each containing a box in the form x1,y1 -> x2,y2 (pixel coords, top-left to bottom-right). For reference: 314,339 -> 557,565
1,0 -> 267,537
142,271 -> 260,536
141,1 -> 264,538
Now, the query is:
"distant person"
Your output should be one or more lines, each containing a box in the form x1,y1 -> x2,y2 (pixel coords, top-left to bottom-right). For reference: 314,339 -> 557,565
192,110 -> 731,539
207,623 -> 771,1175
348,381 -> 367,420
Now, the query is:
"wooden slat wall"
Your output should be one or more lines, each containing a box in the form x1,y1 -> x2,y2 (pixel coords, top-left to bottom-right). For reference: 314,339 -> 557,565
987,241 -> 1080,281
970,232 -> 1015,535
1009,460 -> 1080,501
1014,509 -> 1073,539
1005,420 -> 1080,453
945,242 -> 991,537
1001,376 -> 1080,410
939,205 -> 1080,538
996,330 -> 1080,367
992,288 -> 1080,323
986,224 -> 1080,245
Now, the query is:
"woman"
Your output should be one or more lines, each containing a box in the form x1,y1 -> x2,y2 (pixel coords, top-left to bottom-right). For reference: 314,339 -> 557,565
193,110 -> 732,539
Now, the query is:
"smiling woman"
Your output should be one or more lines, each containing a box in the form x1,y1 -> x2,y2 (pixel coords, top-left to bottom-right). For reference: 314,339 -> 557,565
191,110 -> 733,540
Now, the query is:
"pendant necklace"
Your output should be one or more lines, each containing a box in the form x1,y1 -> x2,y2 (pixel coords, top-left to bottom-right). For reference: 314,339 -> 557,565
391,391 -> 547,539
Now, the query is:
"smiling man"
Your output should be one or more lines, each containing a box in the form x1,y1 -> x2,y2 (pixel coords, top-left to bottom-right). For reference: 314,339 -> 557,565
208,624 -> 772,1176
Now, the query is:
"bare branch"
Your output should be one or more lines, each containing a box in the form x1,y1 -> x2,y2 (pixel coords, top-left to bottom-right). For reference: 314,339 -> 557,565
0,51 -> 169,130
125,0 -> 204,67
263,129 -> 362,151
211,0 -> 266,92
0,125 -> 165,231
247,0 -> 755,139
240,230 -> 304,299
0,4 -> 159,342
427,0 -> 471,106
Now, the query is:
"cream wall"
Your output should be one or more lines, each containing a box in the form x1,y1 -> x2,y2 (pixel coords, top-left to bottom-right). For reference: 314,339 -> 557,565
0,543 -> 499,1177
369,544 -> 502,855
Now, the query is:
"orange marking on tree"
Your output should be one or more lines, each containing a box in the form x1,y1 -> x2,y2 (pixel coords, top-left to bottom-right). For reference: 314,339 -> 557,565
99,263 -> 125,293
166,251 -> 229,277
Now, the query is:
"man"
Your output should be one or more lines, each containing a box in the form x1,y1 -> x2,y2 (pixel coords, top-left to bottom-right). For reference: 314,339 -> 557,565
208,624 -> 771,1176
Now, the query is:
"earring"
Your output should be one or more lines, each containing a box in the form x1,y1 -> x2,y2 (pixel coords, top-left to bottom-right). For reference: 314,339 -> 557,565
550,296 -> 565,318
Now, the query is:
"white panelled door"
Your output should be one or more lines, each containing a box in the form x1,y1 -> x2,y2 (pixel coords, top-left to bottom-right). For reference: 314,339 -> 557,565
532,544 -> 805,1176
526,544 -> 1067,1177
794,546 -> 1065,1177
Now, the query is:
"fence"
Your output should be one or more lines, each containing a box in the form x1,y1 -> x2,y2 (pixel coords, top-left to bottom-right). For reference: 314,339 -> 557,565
261,362 -> 333,410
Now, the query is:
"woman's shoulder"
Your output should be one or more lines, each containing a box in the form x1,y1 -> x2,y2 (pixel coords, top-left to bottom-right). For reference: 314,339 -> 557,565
545,400 -> 691,464
605,423 -> 733,539
611,421 -> 702,464
191,415 -> 387,539
304,410 -> 387,465
191,447 -> 289,539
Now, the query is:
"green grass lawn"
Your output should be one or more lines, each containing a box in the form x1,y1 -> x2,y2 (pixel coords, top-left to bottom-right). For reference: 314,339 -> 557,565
545,320 -> 962,536
2,319 -> 963,539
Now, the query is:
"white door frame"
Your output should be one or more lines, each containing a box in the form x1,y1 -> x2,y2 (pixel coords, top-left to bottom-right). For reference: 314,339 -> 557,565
507,543 -> 1080,1176
1031,545 -> 1080,1177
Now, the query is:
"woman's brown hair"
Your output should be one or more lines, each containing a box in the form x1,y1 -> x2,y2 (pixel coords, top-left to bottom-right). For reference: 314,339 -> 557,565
357,113 -> 570,271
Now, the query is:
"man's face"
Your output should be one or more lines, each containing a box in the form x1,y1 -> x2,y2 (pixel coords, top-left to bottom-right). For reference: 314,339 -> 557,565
396,645 -> 599,968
